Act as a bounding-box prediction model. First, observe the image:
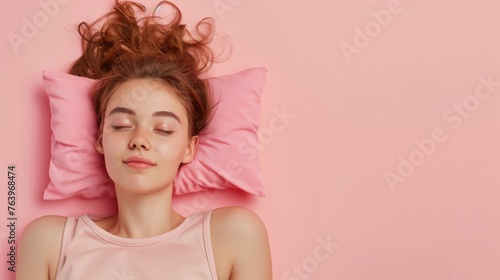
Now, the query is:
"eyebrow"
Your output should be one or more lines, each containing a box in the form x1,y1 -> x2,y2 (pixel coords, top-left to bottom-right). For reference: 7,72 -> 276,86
108,106 -> 181,123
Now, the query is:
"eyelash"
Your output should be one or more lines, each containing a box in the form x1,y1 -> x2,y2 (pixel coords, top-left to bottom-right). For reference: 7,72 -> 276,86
111,126 -> 173,135
155,129 -> 173,135
111,125 -> 131,130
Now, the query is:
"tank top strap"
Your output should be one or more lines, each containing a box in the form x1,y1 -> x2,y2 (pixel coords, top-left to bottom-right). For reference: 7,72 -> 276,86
55,216 -> 77,275
202,209 -> 218,280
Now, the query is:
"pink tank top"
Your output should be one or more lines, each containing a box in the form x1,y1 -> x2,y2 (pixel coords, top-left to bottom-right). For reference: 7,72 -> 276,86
55,210 -> 218,280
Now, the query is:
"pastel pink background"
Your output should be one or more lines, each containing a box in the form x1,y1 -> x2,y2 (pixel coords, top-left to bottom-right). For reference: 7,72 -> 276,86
1,0 -> 500,279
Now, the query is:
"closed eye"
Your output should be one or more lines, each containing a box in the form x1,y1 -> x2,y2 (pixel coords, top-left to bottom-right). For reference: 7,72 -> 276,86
111,125 -> 132,130
155,129 -> 173,135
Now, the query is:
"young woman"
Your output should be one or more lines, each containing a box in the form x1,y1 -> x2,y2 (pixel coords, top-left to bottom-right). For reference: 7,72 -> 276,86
17,1 -> 272,279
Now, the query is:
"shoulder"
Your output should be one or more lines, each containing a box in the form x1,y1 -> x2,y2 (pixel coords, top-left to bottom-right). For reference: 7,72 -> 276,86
210,206 -> 267,236
21,215 -> 67,243
17,216 -> 67,280
210,207 -> 272,280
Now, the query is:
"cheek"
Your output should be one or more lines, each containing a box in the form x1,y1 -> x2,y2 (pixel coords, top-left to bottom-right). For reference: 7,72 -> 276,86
156,143 -> 183,161
155,138 -> 189,161
100,132 -> 125,157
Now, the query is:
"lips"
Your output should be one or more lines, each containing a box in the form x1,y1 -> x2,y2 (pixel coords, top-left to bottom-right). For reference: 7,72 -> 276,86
123,156 -> 156,169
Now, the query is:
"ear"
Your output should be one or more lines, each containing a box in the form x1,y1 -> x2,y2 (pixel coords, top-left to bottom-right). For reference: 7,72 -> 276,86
95,135 -> 104,154
182,135 -> 199,163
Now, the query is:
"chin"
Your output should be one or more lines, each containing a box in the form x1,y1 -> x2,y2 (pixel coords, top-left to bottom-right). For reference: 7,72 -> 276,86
112,175 -> 173,194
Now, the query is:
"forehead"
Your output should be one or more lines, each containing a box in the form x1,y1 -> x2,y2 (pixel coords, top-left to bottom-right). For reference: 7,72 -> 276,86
106,79 -> 187,118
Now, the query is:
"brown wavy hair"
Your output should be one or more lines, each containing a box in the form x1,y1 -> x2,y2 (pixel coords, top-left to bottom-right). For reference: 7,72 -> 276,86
69,0 -> 216,140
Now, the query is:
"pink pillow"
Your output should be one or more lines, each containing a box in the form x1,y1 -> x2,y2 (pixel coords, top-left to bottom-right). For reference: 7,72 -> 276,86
43,68 -> 267,199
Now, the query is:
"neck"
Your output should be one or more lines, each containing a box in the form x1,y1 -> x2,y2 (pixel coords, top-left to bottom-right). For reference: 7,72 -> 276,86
109,184 -> 183,238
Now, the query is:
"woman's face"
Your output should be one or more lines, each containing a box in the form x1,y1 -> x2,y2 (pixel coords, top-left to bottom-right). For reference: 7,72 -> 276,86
96,78 -> 197,194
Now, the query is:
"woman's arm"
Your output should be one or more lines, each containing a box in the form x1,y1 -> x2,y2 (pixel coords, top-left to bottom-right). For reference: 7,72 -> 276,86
211,207 -> 273,280
16,216 -> 66,280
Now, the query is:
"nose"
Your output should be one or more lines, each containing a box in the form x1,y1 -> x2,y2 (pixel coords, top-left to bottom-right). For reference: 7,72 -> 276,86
128,128 -> 151,150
